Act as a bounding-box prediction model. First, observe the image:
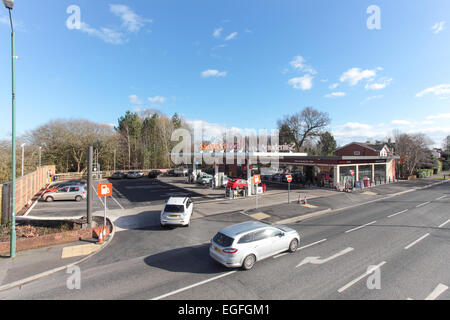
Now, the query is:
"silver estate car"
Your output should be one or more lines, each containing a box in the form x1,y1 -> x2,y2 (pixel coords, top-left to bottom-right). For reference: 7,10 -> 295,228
209,221 -> 300,270
43,185 -> 86,202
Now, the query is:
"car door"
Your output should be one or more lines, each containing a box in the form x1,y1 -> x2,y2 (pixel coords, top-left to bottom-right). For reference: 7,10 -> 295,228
185,199 -> 193,220
251,229 -> 274,259
268,228 -> 289,253
56,187 -> 69,200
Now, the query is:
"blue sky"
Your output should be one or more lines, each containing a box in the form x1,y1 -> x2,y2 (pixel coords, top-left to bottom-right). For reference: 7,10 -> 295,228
0,0 -> 449,147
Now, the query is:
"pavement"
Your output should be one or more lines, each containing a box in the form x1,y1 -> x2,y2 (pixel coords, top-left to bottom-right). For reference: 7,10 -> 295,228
0,177 -> 448,299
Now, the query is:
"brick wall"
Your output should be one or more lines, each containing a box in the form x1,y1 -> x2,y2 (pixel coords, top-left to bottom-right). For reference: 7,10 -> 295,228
335,143 -> 379,157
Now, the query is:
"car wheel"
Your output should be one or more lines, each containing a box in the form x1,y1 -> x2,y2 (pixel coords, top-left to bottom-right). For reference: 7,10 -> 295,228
160,223 -> 167,229
75,196 -> 82,202
45,196 -> 54,202
288,239 -> 299,252
242,254 -> 256,270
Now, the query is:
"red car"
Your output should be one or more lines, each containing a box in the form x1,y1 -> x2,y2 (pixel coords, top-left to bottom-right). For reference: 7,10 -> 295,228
226,178 -> 248,190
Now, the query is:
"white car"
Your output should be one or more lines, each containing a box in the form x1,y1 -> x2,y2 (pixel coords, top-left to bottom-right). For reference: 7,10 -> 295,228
160,197 -> 194,228
209,221 -> 300,270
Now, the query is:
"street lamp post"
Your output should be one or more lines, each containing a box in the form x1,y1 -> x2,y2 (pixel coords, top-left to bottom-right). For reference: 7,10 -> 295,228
21,143 -> 25,176
3,0 -> 16,258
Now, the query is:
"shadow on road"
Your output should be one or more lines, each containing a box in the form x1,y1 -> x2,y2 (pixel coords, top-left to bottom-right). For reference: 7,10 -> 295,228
143,243 -> 228,274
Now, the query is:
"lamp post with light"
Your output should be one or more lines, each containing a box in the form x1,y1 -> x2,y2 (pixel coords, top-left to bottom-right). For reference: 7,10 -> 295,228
3,0 -> 16,258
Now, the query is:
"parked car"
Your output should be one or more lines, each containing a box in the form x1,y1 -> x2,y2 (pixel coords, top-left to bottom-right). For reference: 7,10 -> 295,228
111,171 -> 126,179
148,170 -> 162,179
43,186 -> 87,202
209,221 -> 300,270
226,178 -> 248,190
272,173 -> 283,182
165,169 -> 176,177
43,180 -> 87,195
174,167 -> 189,177
197,174 -> 213,185
160,197 -> 194,228
127,171 -> 144,179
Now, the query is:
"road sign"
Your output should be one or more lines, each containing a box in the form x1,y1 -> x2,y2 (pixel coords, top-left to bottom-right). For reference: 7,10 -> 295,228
98,183 -> 112,197
286,175 -> 293,183
253,174 -> 261,185
350,170 -> 355,176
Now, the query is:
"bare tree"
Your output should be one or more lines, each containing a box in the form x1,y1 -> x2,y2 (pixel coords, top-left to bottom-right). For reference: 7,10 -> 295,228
277,107 -> 331,152
394,132 -> 433,177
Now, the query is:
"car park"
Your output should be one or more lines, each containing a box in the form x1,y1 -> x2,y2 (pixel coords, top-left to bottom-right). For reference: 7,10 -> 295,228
148,170 -> 162,179
226,178 -> 248,190
127,171 -> 144,179
209,221 -> 300,270
111,171 -> 126,179
43,185 -> 87,202
160,197 -> 194,228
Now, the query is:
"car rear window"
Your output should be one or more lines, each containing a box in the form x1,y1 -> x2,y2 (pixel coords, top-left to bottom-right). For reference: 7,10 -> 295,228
164,205 -> 185,213
213,232 -> 235,247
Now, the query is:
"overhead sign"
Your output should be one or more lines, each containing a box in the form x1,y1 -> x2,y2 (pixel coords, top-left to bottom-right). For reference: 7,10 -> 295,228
98,183 -> 113,197
253,174 -> 261,185
286,175 -> 293,183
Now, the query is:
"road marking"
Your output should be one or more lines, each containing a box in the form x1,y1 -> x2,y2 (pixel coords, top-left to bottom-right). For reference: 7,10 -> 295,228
345,221 -> 377,234
297,238 -> 327,251
438,219 -> 450,228
337,261 -> 386,293
273,239 -> 327,259
149,271 -> 237,300
425,284 -> 448,300
404,233 -> 430,250
388,209 -> 408,218
296,247 -> 354,268
416,201 -> 430,208
435,195 -> 446,201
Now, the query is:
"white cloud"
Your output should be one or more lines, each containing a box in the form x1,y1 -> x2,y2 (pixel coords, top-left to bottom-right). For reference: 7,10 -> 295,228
340,67 -> 378,86
416,84 -> 450,98
129,94 -> 143,105
213,27 -> 223,38
289,56 -> 317,75
325,92 -> 346,98
329,83 -> 339,89
148,96 -> 166,104
201,69 -> 227,78
391,120 -> 411,125
365,78 -> 393,90
288,74 -> 313,91
362,95 -> 384,103
426,112 -> 450,120
431,21 -> 446,34
225,32 -> 238,41
110,4 -> 151,32
79,22 -> 126,45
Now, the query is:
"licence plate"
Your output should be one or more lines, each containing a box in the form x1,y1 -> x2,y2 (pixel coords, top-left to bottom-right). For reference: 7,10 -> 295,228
169,215 -> 179,218
214,246 -> 221,253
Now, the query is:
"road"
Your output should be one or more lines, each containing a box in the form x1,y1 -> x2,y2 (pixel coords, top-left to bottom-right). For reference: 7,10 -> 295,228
2,182 -> 449,300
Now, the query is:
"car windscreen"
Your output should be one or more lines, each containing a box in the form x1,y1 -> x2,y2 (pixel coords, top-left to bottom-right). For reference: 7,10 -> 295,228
164,205 -> 185,213
213,232 -> 234,247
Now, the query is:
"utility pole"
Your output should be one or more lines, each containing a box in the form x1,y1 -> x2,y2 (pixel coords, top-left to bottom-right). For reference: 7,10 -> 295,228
39,146 -> 41,167
87,146 -> 93,226
3,0 -> 17,258
113,148 -> 116,172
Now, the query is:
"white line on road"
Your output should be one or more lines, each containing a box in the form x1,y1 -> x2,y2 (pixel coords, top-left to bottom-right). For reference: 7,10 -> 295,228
298,238 -> 327,251
296,247 -> 354,268
345,221 -> 377,234
416,201 -> 430,208
404,233 -> 430,250
438,219 -> 450,228
337,261 -> 386,293
273,238 -> 327,259
388,209 -> 408,218
435,195 -> 446,201
425,284 -> 448,300
150,271 -> 237,300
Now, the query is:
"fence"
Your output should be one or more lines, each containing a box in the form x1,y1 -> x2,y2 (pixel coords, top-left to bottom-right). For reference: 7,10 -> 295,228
1,165 -> 55,224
